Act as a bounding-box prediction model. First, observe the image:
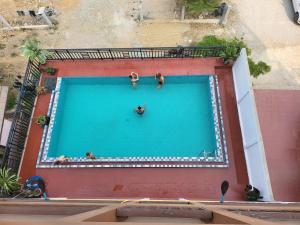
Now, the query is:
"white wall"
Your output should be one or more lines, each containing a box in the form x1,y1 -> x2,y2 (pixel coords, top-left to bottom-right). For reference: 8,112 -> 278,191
232,49 -> 274,201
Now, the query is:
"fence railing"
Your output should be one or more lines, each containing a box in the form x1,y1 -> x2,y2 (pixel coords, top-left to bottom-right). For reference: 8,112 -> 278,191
2,46 -> 226,173
2,59 -> 41,172
47,46 -> 226,60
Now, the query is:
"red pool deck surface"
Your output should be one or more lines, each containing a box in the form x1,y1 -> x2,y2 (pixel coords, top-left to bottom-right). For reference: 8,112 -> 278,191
19,58 -> 248,200
255,90 -> 300,202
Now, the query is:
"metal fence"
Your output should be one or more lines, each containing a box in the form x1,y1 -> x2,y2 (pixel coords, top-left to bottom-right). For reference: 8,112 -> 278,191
2,60 -> 41,172
47,46 -> 226,60
2,46 -> 226,173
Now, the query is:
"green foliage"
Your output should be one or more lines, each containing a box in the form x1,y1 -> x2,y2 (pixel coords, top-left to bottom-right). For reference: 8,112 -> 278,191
6,90 -> 17,111
0,167 -> 20,196
196,35 -> 251,55
36,115 -> 47,125
20,39 -> 50,64
0,43 -> 6,50
195,35 -> 271,77
248,58 -> 271,78
45,67 -> 57,75
219,45 -> 239,64
186,0 -> 221,15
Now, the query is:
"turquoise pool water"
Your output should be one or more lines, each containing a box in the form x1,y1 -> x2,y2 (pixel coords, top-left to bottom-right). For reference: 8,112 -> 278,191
47,76 -> 217,159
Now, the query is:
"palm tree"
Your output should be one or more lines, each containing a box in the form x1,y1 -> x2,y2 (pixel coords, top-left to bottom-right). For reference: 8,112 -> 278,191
20,39 -> 50,64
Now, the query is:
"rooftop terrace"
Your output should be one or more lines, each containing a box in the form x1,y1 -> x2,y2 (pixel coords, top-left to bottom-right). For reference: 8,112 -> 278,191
2,47 -> 300,202
18,57 -> 247,200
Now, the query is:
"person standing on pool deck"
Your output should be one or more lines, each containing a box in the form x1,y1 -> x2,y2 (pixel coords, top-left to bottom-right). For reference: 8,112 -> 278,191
135,106 -> 145,115
155,72 -> 164,88
129,72 -> 139,87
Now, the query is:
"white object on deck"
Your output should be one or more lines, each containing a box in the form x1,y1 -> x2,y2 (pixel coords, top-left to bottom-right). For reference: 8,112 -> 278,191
0,86 -> 8,139
0,119 -> 12,146
232,49 -> 274,201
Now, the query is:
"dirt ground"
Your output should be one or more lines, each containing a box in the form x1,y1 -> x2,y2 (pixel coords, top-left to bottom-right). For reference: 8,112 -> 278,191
0,0 -> 227,86
0,0 -> 299,89
228,0 -> 300,89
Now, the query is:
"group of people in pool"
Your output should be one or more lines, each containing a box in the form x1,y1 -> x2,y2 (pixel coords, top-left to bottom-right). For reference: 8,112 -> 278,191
53,152 -> 96,165
130,72 -> 165,115
129,72 -> 165,88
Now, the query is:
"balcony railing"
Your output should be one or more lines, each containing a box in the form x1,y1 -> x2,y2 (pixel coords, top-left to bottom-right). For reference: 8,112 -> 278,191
47,46 -> 226,60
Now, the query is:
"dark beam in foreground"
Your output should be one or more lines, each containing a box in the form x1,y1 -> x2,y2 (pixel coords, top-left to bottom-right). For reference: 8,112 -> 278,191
117,205 -> 213,220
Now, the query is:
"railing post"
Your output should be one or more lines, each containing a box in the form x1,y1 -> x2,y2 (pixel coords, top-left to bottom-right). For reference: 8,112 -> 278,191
108,49 -> 114,60
55,50 -> 63,61
97,50 -> 103,60
140,48 -> 143,60
66,50 -> 73,60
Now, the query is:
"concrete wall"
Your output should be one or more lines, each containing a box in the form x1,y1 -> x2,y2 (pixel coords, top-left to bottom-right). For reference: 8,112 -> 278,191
232,49 -> 274,201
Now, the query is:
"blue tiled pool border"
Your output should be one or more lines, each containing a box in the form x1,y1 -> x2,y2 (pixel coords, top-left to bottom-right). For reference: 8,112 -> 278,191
37,75 -> 229,168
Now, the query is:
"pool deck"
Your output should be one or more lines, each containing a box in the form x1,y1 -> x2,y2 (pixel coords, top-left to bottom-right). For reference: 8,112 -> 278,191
255,90 -> 300,202
19,58 -> 248,200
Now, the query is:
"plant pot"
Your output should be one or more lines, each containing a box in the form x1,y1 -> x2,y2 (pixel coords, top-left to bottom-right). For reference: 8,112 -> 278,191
37,115 -> 50,127
48,68 -> 57,76
43,67 -> 58,76
224,59 -> 234,66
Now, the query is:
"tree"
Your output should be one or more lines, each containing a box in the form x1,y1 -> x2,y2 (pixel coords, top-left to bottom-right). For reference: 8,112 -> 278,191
20,39 -> 50,64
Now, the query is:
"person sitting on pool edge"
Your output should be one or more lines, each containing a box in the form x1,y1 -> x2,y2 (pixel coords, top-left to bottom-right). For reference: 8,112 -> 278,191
155,72 -> 164,88
86,152 -> 96,160
135,105 -> 145,115
129,72 -> 139,87
53,155 -> 68,165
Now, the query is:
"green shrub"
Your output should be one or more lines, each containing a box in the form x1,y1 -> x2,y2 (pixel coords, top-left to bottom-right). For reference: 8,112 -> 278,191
248,58 -> 271,78
219,45 -> 240,64
0,167 -> 20,196
44,67 -> 57,75
6,90 -> 17,111
186,0 -> 221,16
36,115 -> 47,125
36,115 -> 50,126
195,35 -> 271,77
196,35 -> 251,55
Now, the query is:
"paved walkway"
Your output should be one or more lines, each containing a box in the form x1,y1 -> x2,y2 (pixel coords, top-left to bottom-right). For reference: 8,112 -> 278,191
255,90 -> 300,201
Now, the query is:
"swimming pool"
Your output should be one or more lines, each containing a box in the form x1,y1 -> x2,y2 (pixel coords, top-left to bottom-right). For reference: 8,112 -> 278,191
38,75 -> 228,168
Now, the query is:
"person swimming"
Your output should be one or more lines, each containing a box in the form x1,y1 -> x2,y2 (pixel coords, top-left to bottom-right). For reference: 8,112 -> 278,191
135,105 -> 145,115
53,155 -> 68,165
129,72 -> 139,87
155,72 -> 164,88
86,152 -> 96,160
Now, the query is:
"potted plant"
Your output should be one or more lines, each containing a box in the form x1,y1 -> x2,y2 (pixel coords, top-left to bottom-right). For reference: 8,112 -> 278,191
44,67 -> 57,75
0,167 -> 20,198
36,86 -> 47,95
219,45 -> 239,65
36,115 -> 50,127
20,39 -> 50,64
